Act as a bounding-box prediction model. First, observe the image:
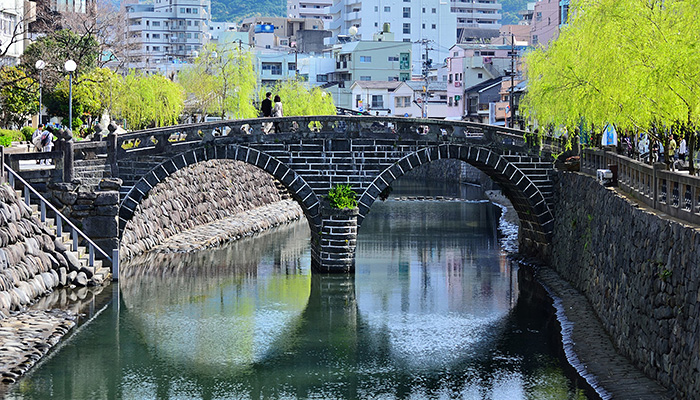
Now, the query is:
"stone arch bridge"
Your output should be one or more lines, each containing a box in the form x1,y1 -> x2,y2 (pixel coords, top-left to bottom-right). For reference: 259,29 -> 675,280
97,115 -> 557,272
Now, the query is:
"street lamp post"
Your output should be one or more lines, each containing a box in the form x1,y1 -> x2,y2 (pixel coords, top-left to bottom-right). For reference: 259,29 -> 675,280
64,60 -> 77,132
35,60 -> 46,127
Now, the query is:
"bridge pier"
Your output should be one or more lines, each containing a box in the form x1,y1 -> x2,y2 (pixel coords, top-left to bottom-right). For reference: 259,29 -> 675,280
310,204 -> 359,273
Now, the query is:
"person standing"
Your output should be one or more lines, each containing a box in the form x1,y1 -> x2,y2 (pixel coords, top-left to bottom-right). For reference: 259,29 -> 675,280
668,134 -> 677,171
261,92 -> 273,133
273,95 -> 283,133
679,136 -> 687,164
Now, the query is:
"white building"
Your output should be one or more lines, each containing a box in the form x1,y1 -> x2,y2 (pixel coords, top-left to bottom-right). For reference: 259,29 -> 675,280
124,0 -> 211,73
0,0 -> 25,66
326,0 -> 456,77
452,0 -> 502,42
349,80 -> 447,118
287,0 -> 332,29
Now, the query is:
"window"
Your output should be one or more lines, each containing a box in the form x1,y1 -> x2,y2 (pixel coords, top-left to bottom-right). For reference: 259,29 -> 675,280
153,21 -> 160,26
388,76 -> 398,81
374,6 -> 378,11
388,56 -> 399,62
356,95 -> 361,107
360,76 -> 371,81
187,33 -> 192,38
448,74 -> 452,83
371,95 -> 383,108
432,8 -> 436,13
432,24 -> 436,29
422,7 -> 425,12
448,97 -> 453,106
403,38 -> 411,42
180,7 -> 185,12
187,20 -> 192,26
288,63 -> 296,71
153,33 -> 160,38
477,73 -> 483,78
403,23 -> 410,34
395,96 -> 410,108
360,56 -> 372,62
403,7 -> 411,17
384,6 -> 390,11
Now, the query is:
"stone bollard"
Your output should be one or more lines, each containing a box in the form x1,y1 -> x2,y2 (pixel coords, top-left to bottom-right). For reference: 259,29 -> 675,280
311,202 -> 359,273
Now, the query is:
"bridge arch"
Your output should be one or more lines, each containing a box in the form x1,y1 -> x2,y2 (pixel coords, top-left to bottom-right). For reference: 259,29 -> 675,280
357,144 -> 554,255
118,144 -> 323,239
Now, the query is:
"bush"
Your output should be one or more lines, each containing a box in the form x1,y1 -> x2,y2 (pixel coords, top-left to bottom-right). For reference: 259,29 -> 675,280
0,129 -> 24,146
20,126 -> 34,142
327,184 -> 357,209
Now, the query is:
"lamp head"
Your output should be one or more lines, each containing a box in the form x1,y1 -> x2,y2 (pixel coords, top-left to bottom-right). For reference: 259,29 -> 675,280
35,60 -> 46,70
64,60 -> 77,72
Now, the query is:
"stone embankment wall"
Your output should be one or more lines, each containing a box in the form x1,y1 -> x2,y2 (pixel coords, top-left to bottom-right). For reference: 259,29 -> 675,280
120,159 -> 302,259
0,185 -> 97,318
551,172 -> 700,398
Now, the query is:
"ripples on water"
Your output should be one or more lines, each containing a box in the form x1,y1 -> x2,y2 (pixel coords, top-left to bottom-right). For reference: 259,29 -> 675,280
6,180 -> 591,400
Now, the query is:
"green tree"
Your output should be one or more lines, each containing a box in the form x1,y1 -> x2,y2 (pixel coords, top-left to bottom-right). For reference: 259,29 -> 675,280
115,72 -> 184,130
523,0 -> 700,173
0,66 -> 39,128
179,43 -> 258,120
268,78 -> 336,117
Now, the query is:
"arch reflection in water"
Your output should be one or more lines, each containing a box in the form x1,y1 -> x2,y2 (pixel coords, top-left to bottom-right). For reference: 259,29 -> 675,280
119,221 -> 313,371
8,186 -> 590,399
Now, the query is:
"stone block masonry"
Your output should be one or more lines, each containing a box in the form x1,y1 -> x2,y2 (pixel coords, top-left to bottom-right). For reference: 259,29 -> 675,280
551,171 -> 700,398
120,159 -> 295,259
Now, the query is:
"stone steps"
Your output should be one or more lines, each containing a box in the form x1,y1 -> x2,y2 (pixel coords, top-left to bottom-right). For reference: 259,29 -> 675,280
23,191 -> 112,287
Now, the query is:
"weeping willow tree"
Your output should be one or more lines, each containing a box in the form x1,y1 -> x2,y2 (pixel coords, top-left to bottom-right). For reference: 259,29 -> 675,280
115,72 -> 185,130
523,0 -> 700,173
266,78 -> 336,116
179,43 -> 258,120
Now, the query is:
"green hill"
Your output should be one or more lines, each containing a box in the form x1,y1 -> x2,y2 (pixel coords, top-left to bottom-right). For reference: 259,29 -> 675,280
211,0 -> 285,22
500,0 -> 529,25
210,0 -> 528,25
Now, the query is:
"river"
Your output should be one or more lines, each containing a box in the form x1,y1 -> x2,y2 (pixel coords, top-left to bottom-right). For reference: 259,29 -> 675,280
5,180 -> 593,399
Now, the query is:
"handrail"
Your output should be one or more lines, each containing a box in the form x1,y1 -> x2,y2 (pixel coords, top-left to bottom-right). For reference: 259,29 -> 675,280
3,162 -> 113,266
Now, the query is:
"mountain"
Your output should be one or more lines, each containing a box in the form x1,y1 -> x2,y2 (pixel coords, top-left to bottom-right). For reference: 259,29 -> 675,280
211,0 -> 285,22
500,0 -> 529,25
209,0 -> 528,25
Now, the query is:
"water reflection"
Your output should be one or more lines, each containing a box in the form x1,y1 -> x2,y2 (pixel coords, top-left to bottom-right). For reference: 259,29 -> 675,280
7,181 -> 590,399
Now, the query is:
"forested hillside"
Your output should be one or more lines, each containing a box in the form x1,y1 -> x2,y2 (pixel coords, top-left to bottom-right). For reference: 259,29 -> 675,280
500,0 -> 528,25
210,0 -> 527,25
211,0 -> 285,22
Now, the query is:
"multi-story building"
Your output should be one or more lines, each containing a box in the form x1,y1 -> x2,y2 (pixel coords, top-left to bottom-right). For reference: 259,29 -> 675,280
444,42 -> 525,119
326,0 -> 455,77
287,0 -> 332,29
323,30 -> 411,109
531,0 -> 568,47
124,0 -> 210,73
452,0 -> 502,42
0,0 -> 26,66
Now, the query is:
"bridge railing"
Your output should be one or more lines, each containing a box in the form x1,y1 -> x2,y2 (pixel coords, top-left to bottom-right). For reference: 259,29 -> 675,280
110,115 -> 546,158
582,148 -> 700,225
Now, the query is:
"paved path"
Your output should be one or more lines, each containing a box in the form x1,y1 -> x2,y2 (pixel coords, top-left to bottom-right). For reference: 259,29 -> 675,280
535,266 -> 675,400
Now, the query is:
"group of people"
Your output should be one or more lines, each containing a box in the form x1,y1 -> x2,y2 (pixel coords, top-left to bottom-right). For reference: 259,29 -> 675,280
260,92 -> 283,134
31,124 -> 54,164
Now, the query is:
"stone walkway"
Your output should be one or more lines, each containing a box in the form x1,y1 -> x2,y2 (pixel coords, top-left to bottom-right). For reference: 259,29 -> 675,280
147,199 -> 304,253
535,266 -> 676,400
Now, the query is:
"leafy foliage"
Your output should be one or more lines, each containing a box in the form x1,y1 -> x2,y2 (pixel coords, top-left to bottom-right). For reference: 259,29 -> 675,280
523,0 -> 700,172
0,66 -> 39,128
327,184 -> 357,209
20,126 -> 34,142
114,72 -> 185,130
0,129 -> 26,146
266,78 -> 336,117
179,43 -> 258,119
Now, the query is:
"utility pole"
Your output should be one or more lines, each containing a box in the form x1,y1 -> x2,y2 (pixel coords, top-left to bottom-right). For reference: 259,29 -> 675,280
509,32 -> 515,129
417,39 -> 433,118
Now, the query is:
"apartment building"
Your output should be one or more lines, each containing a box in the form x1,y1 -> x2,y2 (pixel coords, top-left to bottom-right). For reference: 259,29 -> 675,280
124,0 -> 210,73
0,0 -> 25,66
445,42 -> 524,119
325,0 -> 455,77
452,0 -> 502,42
531,0 -> 568,47
287,0 -> 332,29
324,32 -> 411,109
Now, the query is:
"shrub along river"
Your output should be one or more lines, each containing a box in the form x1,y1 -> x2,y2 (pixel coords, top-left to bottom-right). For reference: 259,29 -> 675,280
6,180 -> 594,399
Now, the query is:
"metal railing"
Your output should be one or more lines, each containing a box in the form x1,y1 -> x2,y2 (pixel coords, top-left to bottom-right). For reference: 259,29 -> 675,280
3,162 -> 114,268
582,148 -> 700,225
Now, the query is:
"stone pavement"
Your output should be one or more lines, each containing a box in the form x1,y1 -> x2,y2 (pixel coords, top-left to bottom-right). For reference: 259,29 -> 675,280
535,266 -> 676,400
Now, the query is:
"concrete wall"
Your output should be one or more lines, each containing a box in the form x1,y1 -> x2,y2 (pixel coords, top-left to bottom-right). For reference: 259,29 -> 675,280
551,171 -> 700,397
120,159 -> 296,259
